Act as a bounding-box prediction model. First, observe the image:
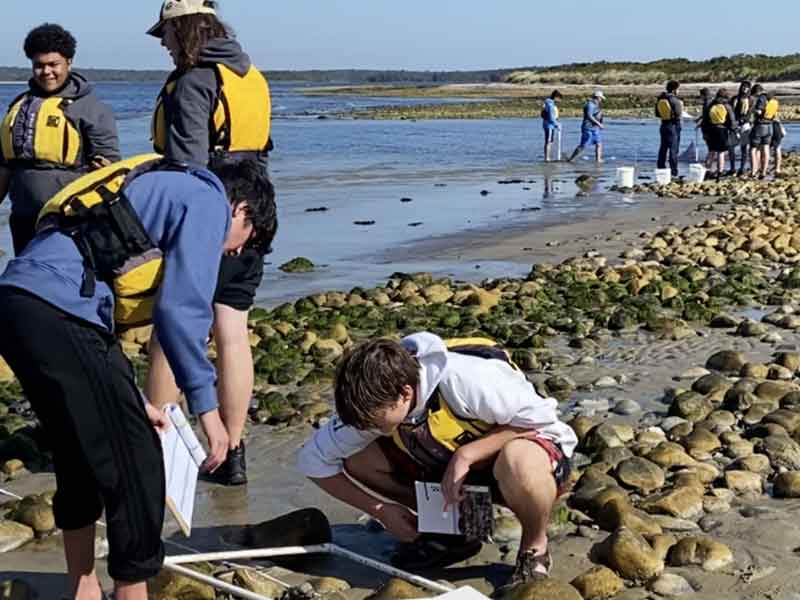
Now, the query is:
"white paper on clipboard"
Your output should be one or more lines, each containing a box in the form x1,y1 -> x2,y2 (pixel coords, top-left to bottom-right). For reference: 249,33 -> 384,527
161,404 -> 206,536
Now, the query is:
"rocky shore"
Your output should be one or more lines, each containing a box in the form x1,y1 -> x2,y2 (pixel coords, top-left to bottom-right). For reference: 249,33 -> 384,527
8,156 -> 800,597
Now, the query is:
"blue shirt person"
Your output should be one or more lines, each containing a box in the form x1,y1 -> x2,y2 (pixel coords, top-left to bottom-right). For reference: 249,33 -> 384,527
541,90 -> 562,162
567,91 -> 605,163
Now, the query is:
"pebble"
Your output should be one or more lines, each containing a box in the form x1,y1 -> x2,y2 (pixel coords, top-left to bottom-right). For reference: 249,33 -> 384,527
594,376 -> 618,389
648,573 -> 695,596
614,399 -> 641,415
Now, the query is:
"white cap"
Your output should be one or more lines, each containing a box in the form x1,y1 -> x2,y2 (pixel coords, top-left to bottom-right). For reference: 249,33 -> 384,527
147,0 -> 218,37
593,90 -> 605,100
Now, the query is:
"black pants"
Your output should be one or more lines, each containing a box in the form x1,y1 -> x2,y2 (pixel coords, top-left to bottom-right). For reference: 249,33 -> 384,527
0,288 -> 165,582
9,212 -> 38,256
658,123 -> 681,176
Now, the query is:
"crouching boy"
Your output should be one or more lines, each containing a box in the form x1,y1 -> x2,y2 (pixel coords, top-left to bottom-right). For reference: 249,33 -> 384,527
297,332 -> 577,586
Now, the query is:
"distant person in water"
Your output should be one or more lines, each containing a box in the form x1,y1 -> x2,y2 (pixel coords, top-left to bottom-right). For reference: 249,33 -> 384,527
655,80 -> 684,177
541,90 -> 562,162
567,90 -> 604,163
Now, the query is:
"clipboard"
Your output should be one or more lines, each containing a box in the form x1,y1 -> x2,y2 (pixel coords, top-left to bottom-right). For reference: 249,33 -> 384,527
160,404 -> 207,536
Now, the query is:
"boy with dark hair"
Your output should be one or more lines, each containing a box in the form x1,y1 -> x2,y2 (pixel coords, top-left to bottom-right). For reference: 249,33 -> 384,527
0,156 -> 277,600
297,332 -> 576,587
0,23 -> 120,255
730,80 -> 753,175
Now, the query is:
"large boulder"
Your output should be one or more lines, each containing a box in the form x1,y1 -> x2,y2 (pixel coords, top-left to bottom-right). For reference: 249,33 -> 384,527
667,536 -> 734,571
494,579 -> 582,600
615,457 -> 665,493
596,527 -> 664,581
367,579 -> 427,600
773,472 -> 800,498
640,487 -> 704,520
706,351 -> 747,373
759,435 -> 800,470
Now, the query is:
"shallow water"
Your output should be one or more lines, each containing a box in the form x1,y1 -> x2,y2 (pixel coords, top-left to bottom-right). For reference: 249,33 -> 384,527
1,82 -> 797,304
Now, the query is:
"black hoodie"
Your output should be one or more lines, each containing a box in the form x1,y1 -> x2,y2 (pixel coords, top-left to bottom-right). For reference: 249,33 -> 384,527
157,37 -> 260,165
1,71 -> 121,219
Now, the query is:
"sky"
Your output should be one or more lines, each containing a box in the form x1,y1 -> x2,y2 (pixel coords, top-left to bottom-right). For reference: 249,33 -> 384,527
1,1 -> 799,71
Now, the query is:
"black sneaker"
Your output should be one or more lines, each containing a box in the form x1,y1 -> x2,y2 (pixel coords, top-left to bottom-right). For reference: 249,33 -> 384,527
207,442 -> 248,486
391,534 -> 482,570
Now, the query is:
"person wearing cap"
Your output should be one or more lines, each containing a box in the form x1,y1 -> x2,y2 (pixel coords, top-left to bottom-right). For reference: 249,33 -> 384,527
655,80 -> 683,177
0,23 -> 120,255
145,0 -> 274,487
541,90 -> 562,162
567,91 -> 604,163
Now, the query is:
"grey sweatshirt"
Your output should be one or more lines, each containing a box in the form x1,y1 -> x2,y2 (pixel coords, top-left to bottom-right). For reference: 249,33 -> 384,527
1,72 -> 121,218
157,37 -> 254,166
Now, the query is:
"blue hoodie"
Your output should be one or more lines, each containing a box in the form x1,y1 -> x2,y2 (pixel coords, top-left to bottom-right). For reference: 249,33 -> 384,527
0,166 -> 231,415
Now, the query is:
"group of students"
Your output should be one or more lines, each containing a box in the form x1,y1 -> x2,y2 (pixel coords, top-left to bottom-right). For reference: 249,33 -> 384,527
696,81 -> 785,179
0,2 -> 578,598
540,80 -> 786,180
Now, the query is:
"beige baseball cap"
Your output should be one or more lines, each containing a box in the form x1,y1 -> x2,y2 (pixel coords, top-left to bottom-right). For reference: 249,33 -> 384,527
147,0 -> 218,37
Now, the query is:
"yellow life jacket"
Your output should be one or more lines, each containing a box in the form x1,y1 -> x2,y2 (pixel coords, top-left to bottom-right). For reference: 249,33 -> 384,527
152,63 -> 271,157
764,98 -> 779,121
0,93 -> 81,166
656,98 -> 674,121
38,153 -> 169,328
709,103 -> 728,126
391,337 -> 519,470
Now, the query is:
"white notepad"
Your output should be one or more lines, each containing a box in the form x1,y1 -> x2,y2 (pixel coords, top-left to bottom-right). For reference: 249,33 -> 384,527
161,404 -> 207,536
414,481 -> 490,536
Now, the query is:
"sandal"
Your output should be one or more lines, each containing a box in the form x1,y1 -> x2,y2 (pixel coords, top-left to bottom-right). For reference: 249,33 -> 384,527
391,534 -> 483,570
503,548 -> 552,588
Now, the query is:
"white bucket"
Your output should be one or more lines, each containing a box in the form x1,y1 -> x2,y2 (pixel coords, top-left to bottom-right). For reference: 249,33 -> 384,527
616,167 -> 635,188
687,163 -> 706,183
654,168 -> 672,185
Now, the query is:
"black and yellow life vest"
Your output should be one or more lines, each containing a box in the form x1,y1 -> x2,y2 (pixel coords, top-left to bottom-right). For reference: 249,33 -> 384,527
763,98 -> 779,121
152,63 -> 271,157
0,93 -> 81,166
709,103 -> 728,126
391,338 -> 519,471
37,153 -> 172,328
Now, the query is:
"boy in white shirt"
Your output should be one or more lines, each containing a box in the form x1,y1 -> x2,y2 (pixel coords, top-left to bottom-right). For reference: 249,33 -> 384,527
297,332 -> 576,585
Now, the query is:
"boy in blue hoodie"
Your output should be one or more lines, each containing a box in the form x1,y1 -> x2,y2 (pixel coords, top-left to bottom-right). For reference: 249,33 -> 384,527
0,159 -> 277,600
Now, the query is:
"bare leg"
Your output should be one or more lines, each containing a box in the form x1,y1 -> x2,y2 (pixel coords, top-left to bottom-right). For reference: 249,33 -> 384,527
750,147 -> 760,176
115,582 -> 148,600
717,152 -> 726,179
213,304 -> 253,448
775,146 -> 782,174
493,439 -> 557,554
344,442 -> 416,507
567,145 -> 584,162
544,141 -> 551,162
759,146 -> 770,177
64,525 -> 103,600
595,143 -> 603,163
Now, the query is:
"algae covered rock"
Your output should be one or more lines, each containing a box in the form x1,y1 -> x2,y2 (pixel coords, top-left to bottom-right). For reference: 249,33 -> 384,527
570,565 -> 624,600
596,526 -> 664,581
706,350 -> 747,373
280,257 -> 315,273
366,578 -> 426,600
667,536 -> 734,571
494,579 -> 582,600
150,564 -> 217,600
773,472 -> 800,498
0,520 -> 34,553
615,457 -> 665,493
233,568 -> 285,598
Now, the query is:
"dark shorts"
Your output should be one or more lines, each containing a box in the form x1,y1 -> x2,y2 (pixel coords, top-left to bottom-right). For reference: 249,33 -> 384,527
0,287 -> 165,582
751,123 -> 773,147
377,435 -> 572,503
213,248 -> 265,311
707,127 -> 733,153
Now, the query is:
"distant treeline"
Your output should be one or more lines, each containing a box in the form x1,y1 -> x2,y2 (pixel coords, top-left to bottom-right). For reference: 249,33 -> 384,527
507,54 -> 800,85
0,66 -> 511,84
5,53 -> 800,85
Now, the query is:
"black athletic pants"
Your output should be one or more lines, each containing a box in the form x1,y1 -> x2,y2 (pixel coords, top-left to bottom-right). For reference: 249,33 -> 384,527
658,123 -> 681,176
0,287 -> 165,582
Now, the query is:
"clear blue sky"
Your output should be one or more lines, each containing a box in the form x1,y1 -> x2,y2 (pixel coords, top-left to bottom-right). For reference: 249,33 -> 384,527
1,0 -> 798,71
